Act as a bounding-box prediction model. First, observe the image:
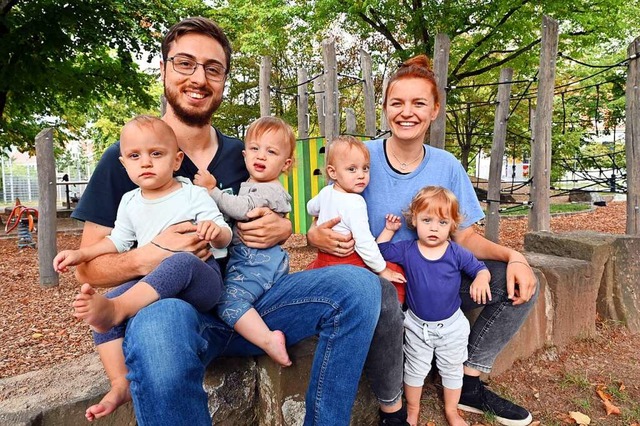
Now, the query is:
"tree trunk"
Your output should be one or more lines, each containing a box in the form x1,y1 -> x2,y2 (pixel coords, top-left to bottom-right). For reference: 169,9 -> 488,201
0,90 -> 7,121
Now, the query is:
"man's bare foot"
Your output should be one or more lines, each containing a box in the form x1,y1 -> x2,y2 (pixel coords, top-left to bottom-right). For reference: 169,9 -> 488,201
72,283 -> 123,333
86,381 -> 131,421
264,330 -> 292,367
445,410 -> 469,426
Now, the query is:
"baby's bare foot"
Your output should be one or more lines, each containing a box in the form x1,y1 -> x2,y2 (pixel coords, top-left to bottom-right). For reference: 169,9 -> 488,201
85,381 -> 131,421
265,330 -> 292,367
72,283 -> 121,333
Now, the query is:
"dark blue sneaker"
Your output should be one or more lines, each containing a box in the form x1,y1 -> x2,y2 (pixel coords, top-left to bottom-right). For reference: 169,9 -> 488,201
458,381 -> 532,426
379,407 -> 410,426
379,418 -> 409,426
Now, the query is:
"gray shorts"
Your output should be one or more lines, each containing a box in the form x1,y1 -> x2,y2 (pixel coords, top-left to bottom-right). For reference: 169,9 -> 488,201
403,308 -> 470,389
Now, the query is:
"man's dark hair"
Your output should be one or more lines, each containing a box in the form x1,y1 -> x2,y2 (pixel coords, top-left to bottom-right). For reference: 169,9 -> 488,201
161,17 -> 232,75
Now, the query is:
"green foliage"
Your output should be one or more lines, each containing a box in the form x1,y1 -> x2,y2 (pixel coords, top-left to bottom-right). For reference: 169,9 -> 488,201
498,203 -> 591,216
0,0 -> 208,152
559,371 -> 591,390
2,0 -> 638,168
303,0 -> 638,168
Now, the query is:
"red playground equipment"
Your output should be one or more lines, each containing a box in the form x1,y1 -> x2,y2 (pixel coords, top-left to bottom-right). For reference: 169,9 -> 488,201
4,198 -> 38,248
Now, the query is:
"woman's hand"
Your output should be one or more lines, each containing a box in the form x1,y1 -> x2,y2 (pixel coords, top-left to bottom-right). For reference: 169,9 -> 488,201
306,217 -> 355,257
506,254 -> 537,305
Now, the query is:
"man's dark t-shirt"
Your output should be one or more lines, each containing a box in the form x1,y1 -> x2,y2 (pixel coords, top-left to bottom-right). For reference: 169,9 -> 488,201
72,128 -> 248,228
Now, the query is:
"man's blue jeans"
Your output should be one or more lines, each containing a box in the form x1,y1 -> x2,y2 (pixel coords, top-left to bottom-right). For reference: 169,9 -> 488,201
122,265 -> 381,426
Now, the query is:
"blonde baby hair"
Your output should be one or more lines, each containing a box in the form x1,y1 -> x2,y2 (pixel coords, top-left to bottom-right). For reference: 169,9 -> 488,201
403,186 -> 464,237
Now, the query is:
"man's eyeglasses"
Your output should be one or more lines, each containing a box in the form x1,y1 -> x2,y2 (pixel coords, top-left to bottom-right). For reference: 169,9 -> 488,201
167,55 -> 227,82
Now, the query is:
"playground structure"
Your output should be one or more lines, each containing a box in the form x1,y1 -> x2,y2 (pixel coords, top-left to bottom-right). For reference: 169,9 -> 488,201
260,17 -> 639,239
18,16 -> 638,288
4,198 -> 38,249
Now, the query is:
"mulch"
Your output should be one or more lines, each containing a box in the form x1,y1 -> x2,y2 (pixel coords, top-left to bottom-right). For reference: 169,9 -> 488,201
0,202 -> 628,380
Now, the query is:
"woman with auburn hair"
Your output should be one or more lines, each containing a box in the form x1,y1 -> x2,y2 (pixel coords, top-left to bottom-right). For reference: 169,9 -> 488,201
308,54 -> 538,426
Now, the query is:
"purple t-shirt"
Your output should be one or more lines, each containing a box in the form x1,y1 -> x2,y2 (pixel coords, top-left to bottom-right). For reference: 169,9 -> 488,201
379,240 -> 487,321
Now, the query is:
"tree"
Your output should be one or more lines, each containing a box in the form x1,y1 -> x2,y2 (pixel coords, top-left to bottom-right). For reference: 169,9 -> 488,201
0,0 -> 208,152
304,0 -> 639,170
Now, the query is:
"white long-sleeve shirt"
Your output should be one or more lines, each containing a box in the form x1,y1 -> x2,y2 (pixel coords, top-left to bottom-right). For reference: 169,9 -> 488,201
307,185 -> 386,272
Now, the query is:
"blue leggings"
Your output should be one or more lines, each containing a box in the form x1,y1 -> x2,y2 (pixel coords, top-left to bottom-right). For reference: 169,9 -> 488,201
93,253 -> 222,345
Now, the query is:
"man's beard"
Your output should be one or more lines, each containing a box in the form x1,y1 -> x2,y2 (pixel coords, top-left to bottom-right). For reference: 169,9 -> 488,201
164,84 -> 222,127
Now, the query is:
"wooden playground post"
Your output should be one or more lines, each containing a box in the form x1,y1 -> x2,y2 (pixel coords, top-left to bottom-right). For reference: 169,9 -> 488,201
360,49 -> 376,137
259,56 -> 271,117
430,33 -> 450,149
345,108 -> 356,134
626,36 -> 640,235
35,128 -> 59,287
529,16 -> 559,232
314,77 -> 325,137
297,68 -> 310,139
485,68 -> 514,242
380,75 -> 390,132
322,37 -> 339,144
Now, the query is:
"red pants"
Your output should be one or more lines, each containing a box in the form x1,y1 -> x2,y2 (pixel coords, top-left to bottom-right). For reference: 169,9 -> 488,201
307,252 -> 406,303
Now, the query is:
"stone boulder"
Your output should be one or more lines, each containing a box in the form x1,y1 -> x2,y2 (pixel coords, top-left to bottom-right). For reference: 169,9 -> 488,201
0,339 -> 377,426
485,251 -> 596,379
488,266 -> 548,376
525,231 -> 640,332
524,252 -> 596,346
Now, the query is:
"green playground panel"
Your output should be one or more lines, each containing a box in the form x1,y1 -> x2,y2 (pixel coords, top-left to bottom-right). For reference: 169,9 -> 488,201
281,137 -> 326,234
281,136 -> 370,234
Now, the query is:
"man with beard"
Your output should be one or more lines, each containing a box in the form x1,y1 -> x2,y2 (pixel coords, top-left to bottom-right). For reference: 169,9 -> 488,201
71,17 -> 384,425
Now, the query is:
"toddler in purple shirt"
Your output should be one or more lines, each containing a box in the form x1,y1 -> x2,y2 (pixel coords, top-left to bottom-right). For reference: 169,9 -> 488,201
377,186 -> 491,426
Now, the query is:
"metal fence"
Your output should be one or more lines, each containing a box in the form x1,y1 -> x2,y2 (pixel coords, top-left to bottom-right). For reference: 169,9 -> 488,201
1,156 -> 91,208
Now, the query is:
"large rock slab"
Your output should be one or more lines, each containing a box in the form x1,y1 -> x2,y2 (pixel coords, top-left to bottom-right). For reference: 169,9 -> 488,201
609,236 -> 640,332
0,353 -> 134,426
489,266 -> 548,376
254,337 -> 378,426
0,354 -> 258,426
525,252 -> 596,347
0,339 -> 377,426
206,357 -> 259,425
525,231 -> 640,332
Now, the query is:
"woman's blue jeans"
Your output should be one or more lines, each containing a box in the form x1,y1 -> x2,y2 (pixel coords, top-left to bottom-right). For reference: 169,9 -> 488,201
122,265 -> 381,426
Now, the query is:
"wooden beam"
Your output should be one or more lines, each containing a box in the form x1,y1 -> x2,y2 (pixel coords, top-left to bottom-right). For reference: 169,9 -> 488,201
529,16 -> 559,231
345,108 -> 356,134
360,49 -> 376,137
626,36 -> 640,234
485,68 -> 514,242
322,38 -> 339,143
297,68 -> 309,140
430,33 -> 450,148
259,56 -> 272,117
314,77 -> 325,137
35,128 -> 59,287
380,75 -> 390,133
